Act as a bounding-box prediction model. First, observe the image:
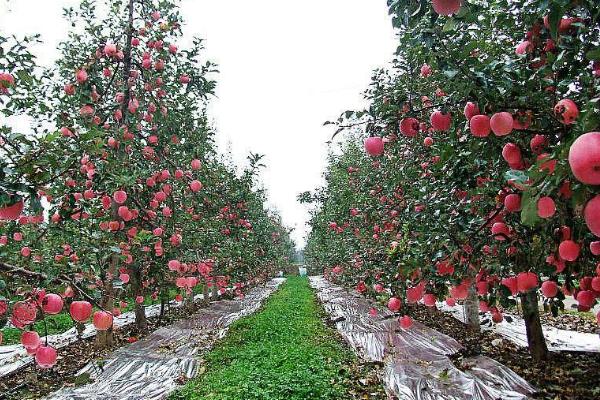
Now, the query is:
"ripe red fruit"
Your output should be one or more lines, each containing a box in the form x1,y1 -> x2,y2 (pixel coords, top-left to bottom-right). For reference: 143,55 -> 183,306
191,159 -> 201,170
21,330 -> 40,350
584,195 -> 600,237
463,102 -> 480,120
406,284 -> 424,303
517,272 -> 538,293
423,137 -> 434,147
387,297 -> 402,312
554,99 -> 579,125
400,117 -> 419,137
515,40 -> 533,55
502,143 -> 522,164
93,311 -> 114,331
446,297 -> 456,306
537,196 -> 556,218
120,273 -> 130,283
423,293 -> 436,307
0,199 -> 24,220
492,312 -> 504,323
591,277 -> 600,292
590,241 -> 600,256
541,281 -> 559,298
576,290 -> 595,309
430,111 -> 451,131
568,132 -> 600,185
501,277 -> 518,295
113,190 -> 127,204
76,69 -> 88,83
190,180 -> 202,192
530,134 -> 547,154
35,346 -> 57,369
12,301 -> 37,328
70,301 -> 92,322
42,294 -> 64,315
364,137 -> 384,156
491,222 -> 510,240
559,240 -> 580,261
399,315 -> 413,329
469,115 -> 491,137
490,112 -> 514,136
104,43 -> 117,57
504,194 -> 521,212
432,0 -> 462,16
420,64 -> 432,77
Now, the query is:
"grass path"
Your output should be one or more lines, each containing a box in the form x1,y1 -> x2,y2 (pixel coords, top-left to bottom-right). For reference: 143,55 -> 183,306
170,276 -> 376,400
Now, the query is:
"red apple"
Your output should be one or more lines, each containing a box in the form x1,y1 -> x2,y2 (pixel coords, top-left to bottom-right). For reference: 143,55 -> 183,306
430,110 -> 451,131
432,0 -> 462,16
541,281 -> 558,298
35,346 -> 57,369
364,137 -> 384,156
93,311 -> 114,331
537,196 -> 556,218
387,297 -> 401,312
70,301 -> 92,322
490,112 -> 514,136
568,132 -> 600,185
584,195 -> 600,237
463,102 -> 480,120
400,117 -> 419,137
470,115 -> 491,137
504,194 -> 522,212
554,99 -> 579,125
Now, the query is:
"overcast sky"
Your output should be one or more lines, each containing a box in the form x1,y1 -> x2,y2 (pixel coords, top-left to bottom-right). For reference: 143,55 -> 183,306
0,0 -> 397,248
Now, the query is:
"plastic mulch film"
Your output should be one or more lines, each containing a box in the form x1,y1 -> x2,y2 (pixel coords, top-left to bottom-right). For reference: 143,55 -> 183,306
437,301 -> 600,353
42,277 -> 285,400
309,276 -> 536,400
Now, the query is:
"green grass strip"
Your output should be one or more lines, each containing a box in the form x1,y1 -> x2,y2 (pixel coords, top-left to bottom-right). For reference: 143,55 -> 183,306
170,276 -> 360,400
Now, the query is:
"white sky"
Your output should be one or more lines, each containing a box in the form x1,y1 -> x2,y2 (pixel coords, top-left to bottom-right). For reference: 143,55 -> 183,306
0,0 -> 397,249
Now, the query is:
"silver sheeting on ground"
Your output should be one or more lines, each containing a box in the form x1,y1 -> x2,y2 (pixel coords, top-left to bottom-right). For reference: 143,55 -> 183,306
4,278 -> 285,400
43,277 -> 284,400
0,292 -> 210,379
437,302 -> 600,353
309,276 -> 535,400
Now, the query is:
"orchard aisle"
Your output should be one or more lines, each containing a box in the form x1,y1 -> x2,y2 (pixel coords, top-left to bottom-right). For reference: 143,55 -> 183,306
170,276 -> 385,400
310,276 -> 535,400
42,278 -> 286,400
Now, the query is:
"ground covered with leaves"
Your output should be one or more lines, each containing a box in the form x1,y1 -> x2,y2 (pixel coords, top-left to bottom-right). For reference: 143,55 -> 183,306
408,304 -> 600,400
171,276 -> 385,400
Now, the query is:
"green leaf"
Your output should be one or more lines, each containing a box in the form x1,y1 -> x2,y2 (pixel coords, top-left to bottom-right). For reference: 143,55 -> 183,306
586,48 -> 600,61
521,191 -> 540,227
442,18 -> 456,32
547,4 -> 563,40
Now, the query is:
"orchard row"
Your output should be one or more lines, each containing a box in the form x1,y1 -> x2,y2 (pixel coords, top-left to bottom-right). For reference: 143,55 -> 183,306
303,0 -> 600,361
0,0 -> 293,369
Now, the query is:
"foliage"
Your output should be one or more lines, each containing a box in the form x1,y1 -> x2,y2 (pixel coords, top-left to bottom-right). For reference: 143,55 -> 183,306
0,0 -> 294,365
304,0 -> 600,360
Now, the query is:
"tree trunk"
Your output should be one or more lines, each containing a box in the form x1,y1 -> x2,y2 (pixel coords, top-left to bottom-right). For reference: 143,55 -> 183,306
96,283 -> 114,348
521,290 -> 548,361
464,283 -> 481,331
211,282 -> 218,299
132,267 -> 147,332
202,284 -> 209,304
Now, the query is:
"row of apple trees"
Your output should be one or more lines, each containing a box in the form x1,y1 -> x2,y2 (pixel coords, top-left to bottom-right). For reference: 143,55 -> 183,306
302,0 -> 600,361
0,0 -> 294,369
